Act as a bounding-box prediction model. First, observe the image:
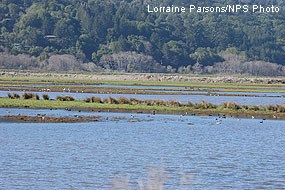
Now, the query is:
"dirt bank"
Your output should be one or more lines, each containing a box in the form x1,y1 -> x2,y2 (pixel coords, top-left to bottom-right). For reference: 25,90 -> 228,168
3,115 -> 101,123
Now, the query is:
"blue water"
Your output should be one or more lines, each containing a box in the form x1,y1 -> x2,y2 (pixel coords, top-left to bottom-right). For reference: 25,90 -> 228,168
1,90 -> 284,106
0,109 -> 284,189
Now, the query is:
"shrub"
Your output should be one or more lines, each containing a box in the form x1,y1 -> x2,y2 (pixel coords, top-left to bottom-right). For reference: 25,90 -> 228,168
195,101 -> 215,109
266,105 -> 277,112
8,93 -> 20,99
130,97 -> 140,105
154,100 -> 166,106
277,105 -> 285,113
222,102 -> 241,110
85,96 -> 102,103
103,97 -> 110,104
57,96 -> 75,101
103,97 -> 119,104
109,97 -> 119,104
167,100 -> 181,107
84,97 -> 92,103
42,94 -> 49,100
143,100 -> 154,106
186,101 -> 194,107
118,97 -> 130,104
91,96 -> 102,103
248,106 -> 260,111
22,93 -> 39,100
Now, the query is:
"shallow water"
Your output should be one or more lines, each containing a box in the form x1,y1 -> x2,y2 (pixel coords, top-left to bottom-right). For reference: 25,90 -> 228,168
1,90 -> 284,106
27,83 -> 184,89
0,109 -> 285,189
146,90 -> 285,97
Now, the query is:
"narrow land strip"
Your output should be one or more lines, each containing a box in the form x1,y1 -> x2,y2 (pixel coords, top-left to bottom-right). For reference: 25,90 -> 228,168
1,98 -> 284,120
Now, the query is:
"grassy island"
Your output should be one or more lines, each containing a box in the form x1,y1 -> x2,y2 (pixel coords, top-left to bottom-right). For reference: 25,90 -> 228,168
1,95 -> 284,120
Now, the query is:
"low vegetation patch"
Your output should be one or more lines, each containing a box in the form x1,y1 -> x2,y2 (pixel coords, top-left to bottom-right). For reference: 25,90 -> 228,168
3,93 -> 285,119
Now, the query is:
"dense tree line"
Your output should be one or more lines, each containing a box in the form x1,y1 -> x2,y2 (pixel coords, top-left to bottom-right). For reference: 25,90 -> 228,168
0,0 -> 285,74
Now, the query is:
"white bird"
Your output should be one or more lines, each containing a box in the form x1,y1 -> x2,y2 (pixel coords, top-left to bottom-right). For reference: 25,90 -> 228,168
216,120 -> 222,125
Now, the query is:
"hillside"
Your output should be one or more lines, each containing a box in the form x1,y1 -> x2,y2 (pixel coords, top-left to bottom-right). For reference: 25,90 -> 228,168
0,0 -> 285,75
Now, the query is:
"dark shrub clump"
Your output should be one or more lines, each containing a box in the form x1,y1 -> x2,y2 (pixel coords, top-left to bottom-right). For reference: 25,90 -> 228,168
8,93 -> 20,99
22,93 -> 39,100
57,96 -> 75,101
42,94 -> 49,100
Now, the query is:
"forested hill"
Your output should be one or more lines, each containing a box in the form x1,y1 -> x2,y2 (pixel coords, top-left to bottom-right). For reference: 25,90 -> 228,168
1,0 -> 285,75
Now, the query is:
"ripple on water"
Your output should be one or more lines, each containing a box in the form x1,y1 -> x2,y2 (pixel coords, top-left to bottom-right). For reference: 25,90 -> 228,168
0,112 -> 284,189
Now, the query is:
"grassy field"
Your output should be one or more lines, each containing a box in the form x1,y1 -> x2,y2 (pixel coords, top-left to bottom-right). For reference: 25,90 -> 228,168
1,76 -> 285,93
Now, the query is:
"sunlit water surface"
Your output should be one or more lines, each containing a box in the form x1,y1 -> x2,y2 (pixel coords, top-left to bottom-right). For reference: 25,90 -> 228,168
0,109 -> 285,189
1,90 -> 284,106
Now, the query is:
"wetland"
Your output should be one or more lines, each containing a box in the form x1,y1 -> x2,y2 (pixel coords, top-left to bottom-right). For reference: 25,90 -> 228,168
1,72 -> 285,189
